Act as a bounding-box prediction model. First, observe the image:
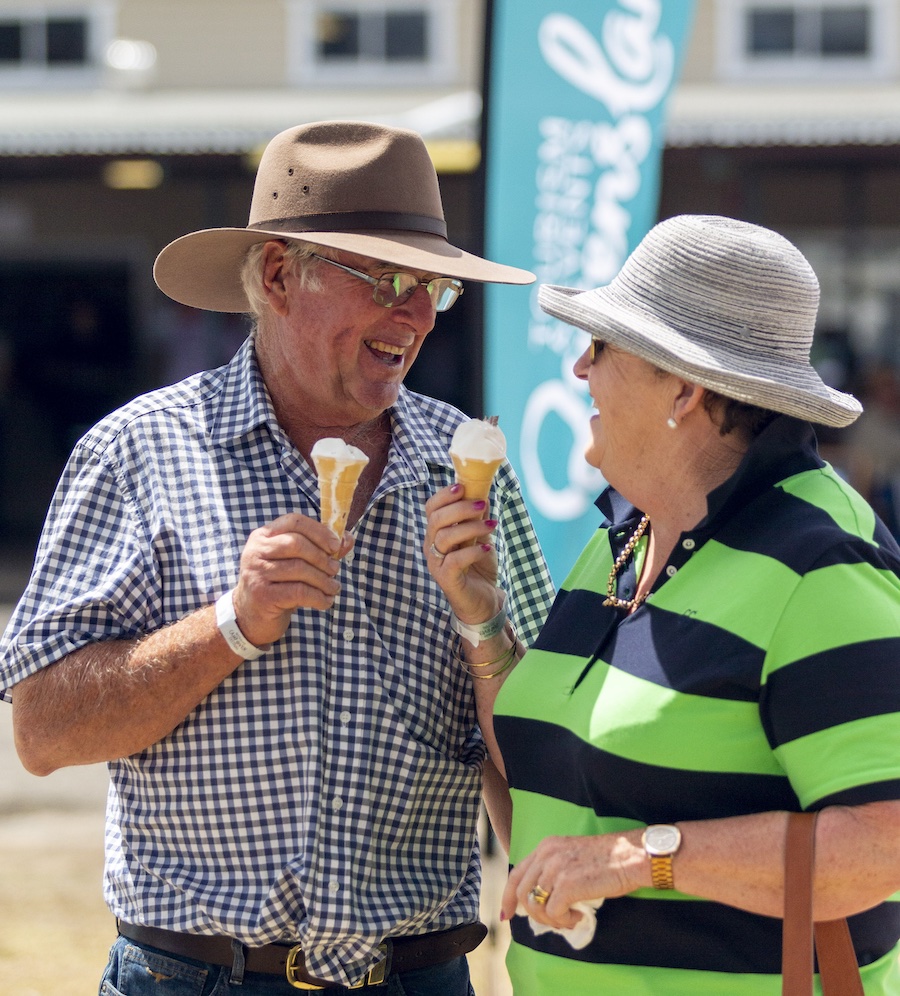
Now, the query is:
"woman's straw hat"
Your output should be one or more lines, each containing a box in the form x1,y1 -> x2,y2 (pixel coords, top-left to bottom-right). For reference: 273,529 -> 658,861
539,215 -> 861,427
154,120 -> 534,313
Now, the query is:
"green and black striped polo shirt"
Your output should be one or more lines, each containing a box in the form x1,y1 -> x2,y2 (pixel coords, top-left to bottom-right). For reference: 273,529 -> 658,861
496,417 -> 900,995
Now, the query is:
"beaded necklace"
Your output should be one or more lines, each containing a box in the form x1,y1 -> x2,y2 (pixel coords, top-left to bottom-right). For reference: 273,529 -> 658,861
603,514 -> 651,611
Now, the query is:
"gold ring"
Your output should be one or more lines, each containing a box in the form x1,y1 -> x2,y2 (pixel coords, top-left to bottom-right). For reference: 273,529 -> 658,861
529,885 -> 551,905
429,542 -> 446,561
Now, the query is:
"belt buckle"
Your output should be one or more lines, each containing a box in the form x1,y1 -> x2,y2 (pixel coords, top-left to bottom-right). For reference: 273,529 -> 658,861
348,943 -> 389,988
285,942 -> 389,990
285,946 -> 324,990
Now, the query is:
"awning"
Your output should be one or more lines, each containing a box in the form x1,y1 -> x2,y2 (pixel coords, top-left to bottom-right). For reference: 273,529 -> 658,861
665,82 -> 900,148
3,81 -> 900,159
0,87 -> 482,156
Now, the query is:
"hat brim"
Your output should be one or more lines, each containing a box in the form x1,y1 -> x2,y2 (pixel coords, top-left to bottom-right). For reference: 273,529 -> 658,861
154,227 -> 535,313
539,283 -> 862,428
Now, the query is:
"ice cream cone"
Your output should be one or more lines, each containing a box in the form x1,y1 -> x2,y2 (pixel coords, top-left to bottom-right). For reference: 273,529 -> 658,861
311,440 -> 370,538
451,454 -> 504,502
448,419 -> 507,545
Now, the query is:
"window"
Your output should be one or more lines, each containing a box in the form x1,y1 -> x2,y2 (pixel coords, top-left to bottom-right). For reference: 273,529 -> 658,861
287,0 -> 457,86
0,6 -> 112,86
717,1 -> 896,79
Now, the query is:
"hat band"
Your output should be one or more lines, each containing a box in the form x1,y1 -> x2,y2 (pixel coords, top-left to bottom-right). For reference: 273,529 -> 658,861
249,210 -> 448,238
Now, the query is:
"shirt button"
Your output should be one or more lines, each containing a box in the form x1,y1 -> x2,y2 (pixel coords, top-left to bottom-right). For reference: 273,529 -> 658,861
339,711 -> 352,724
342,628 -> 355,642
666,565 -> 678,577
344,551 -> 355,564
328,880 -> 340,894
332,796 -> 344,810
682,538 -> 696,550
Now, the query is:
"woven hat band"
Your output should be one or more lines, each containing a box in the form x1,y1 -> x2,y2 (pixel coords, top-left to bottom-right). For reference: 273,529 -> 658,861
248,211 -> 448,239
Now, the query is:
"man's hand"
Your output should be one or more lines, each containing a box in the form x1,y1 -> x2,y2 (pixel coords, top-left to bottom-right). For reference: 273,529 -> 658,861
233,513 -> 354,647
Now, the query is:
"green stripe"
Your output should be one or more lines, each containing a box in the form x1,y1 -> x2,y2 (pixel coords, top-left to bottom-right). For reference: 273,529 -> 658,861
650,539 -> 798,649
779,465 -> 877,541
775,712 -> 900,808
765,562 -> 900,675
508,788 -> 641,862
506,940 -> 900,995
502,654 -> 782,775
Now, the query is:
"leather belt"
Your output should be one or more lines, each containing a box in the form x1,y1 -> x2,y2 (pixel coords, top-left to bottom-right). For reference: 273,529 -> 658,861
117,920 -> 488,990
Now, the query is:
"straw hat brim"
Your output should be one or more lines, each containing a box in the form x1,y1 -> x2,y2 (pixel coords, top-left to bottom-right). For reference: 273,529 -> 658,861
154,227 -> 535,313
539,283 -> 862,428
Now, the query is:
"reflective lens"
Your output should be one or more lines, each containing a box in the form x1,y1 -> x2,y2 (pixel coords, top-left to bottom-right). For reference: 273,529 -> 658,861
374,273 -> 463,312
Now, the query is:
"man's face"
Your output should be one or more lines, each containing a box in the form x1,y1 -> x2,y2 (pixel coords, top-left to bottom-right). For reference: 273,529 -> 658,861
257,243 -> 440,429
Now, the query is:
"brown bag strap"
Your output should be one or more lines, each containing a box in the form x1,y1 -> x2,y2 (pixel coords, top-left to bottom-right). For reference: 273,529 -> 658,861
782,811 -> 864,996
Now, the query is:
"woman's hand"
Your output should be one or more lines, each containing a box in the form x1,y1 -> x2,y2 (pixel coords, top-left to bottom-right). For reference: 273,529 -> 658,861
425,484 -> 502,624
501,832 -> 646,929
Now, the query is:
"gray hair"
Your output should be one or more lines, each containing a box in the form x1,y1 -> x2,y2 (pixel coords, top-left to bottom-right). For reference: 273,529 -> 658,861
238,239 -> 331,324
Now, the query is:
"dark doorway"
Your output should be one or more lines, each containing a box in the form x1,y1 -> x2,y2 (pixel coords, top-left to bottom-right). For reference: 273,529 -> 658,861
0,260 -> 136,546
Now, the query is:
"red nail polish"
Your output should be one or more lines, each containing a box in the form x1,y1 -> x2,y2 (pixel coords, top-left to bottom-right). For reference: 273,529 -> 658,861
499,911 -> 507,922
473,500 -> 487,510
450,484 -> 462,494
481,544 -> 493,553
484,519 -> 498,529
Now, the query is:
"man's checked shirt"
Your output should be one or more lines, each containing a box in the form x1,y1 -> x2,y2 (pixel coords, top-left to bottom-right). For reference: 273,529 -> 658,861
0,337 -> 555,986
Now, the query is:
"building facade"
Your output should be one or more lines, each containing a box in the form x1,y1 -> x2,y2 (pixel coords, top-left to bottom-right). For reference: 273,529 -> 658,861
3,0 -> 900,548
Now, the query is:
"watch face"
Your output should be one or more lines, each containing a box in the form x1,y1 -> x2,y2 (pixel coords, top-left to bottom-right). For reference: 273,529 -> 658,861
645,824 -> 680,854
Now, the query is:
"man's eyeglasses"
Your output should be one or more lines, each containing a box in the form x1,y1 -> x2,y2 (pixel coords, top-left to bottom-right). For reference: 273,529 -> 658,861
311,254 -> 464,313
589,338 -> 606,363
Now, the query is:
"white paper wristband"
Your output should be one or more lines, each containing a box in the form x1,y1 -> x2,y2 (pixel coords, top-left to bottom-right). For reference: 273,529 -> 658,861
215,590 -> 271,661
451,599 -> 508,647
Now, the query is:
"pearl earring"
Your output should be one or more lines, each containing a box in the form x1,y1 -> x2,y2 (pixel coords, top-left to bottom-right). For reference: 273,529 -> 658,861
667,417 -> 678,429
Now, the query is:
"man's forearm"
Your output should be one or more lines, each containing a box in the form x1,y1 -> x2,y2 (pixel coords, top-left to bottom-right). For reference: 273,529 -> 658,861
12,604 -> 244,773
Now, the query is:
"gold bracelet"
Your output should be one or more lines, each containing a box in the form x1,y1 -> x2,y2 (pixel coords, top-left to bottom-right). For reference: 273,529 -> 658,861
450,630 -> 516,668
460,644 -> 518,679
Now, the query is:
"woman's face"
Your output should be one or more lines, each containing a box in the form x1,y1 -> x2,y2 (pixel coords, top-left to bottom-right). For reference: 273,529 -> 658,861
573,338 -> 673,488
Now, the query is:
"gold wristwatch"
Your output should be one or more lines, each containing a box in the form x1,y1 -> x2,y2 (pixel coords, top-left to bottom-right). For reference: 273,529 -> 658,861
642,824 -> 682,890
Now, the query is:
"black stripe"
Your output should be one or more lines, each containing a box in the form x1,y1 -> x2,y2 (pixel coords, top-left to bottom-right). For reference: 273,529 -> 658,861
717,488 -> 900,574
499,716 -> 799,821
248,211 -> 448,238
510,895 -> 898,974
532,587 -> 617,660
817,778 -> 900,807
761,638 -> 900,745
613,608 -> 763,701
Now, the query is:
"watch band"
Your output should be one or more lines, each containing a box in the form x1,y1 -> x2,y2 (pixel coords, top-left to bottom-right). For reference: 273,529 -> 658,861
642,824 -> 681,890
215,590 -> 271,661
649,855 -> 676,890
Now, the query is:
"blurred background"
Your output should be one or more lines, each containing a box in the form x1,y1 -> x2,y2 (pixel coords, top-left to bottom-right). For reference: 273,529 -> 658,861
3,0 -> 900,991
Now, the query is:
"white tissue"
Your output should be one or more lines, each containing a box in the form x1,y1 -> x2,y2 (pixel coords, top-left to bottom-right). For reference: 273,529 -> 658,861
515,898 -> 604,950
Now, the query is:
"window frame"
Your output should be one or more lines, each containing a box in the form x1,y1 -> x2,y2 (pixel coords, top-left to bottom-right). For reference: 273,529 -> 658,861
716,0 -> 897,81
0,2 -> 114,88
285,0 -> 458,87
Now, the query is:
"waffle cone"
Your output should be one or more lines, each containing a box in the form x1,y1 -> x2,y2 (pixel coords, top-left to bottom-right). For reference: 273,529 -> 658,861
451,454 -> 502,545
451,454 -> 502,500
314,454 -> 369,538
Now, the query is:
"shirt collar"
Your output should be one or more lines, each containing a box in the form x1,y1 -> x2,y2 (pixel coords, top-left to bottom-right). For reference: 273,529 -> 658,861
209,337 -> 456,484
596,415 -> 824,531
209,336 -> 276,445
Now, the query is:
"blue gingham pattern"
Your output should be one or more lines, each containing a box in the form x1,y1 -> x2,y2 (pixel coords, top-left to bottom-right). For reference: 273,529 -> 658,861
0,338 -> 554,986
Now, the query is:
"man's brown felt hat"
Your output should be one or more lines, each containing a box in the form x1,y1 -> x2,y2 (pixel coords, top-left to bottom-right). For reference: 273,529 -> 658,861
154,119 -> 534,313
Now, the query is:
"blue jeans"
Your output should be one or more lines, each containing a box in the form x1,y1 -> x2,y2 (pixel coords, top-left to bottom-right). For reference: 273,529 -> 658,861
99,935 -> 477,996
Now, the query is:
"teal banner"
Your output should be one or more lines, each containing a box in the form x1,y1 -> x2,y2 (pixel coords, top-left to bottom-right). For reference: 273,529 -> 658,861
484,0 -> 695,582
